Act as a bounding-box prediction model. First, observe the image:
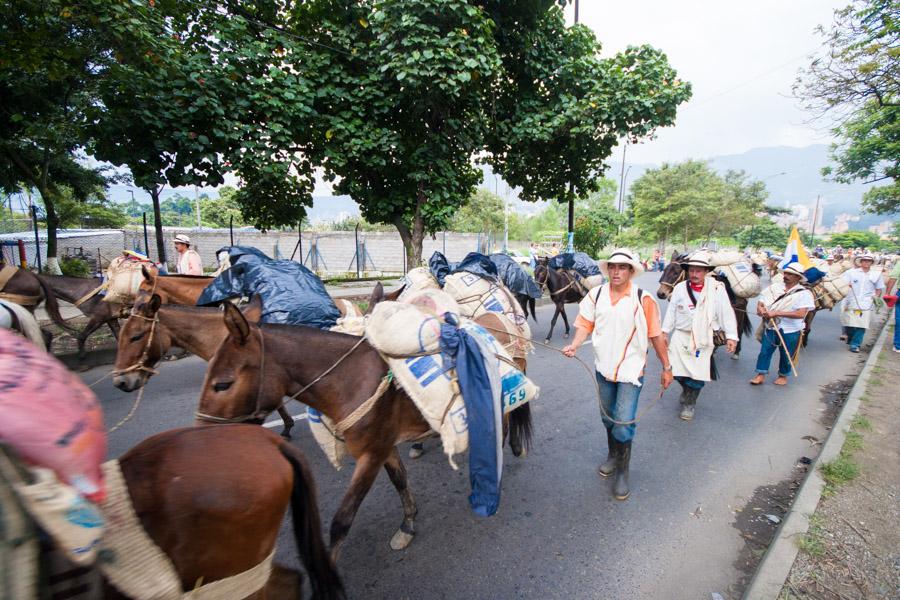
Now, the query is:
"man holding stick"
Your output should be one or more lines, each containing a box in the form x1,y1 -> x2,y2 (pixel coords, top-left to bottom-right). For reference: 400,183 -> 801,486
750,263 -> 815,386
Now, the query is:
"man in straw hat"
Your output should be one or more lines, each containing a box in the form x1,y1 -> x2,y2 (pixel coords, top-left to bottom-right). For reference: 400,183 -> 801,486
750,263 -> 815,385
661,251 -> 738,421
562,249 -> 673,501
840,252 -> 885,353
172,234 -> 203,275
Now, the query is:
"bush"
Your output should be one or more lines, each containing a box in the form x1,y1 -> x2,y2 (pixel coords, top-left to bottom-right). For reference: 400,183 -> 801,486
59,256 -> 92,278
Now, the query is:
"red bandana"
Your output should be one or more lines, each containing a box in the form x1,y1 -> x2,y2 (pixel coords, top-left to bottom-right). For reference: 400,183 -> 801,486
689,281 -> 704,293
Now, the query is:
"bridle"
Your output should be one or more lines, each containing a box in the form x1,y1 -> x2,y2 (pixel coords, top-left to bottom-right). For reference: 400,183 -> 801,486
657,267 -> 685,299
194,325 -> 368,425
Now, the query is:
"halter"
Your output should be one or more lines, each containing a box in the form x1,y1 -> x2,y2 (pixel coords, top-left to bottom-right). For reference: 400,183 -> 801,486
194,327 -> 369,425
657,268 -> 685,298
111,312 -> 161,378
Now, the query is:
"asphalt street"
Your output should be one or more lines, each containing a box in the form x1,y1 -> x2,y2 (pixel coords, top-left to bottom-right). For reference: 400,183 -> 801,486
81,271 -> 882,599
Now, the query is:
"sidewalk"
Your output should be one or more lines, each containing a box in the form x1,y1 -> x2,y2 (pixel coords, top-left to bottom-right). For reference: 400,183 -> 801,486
778,325 -> 899,599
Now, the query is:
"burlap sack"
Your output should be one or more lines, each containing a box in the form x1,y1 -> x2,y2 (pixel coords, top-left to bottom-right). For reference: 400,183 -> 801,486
104,254 -> 157,305
709,250 -> 745,267
366,301 -> 444,357
397,267 -> 439,302
715,262 -> 761,298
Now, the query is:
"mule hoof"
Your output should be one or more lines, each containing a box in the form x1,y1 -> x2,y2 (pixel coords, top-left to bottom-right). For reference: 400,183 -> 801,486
390,529 -> 414,551
564,333 -> 569,339
544,337 -> 551,343
280,429 -> 293,440
408,443 -> 424,459
512,446 -> 528,459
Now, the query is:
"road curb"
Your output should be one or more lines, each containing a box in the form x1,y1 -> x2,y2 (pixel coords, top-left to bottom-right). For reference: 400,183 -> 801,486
742,316 -> 891,600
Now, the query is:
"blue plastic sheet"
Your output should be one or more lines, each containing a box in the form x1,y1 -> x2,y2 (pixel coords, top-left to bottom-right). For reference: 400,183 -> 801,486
547,252 -> 601,277
196,246 -> 340,329
489,254 -> 541,299
429,251 -> 500,286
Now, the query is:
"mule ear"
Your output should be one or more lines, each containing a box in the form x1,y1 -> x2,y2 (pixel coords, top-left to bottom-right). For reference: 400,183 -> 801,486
145,294 -> 162,316
241,295 -> 263,324
366,282 -> 384,314
141,265 -> 154,283
223,301 -> 251,345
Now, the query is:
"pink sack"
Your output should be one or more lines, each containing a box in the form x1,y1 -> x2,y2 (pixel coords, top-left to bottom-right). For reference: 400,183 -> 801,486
0,330 -> 107,502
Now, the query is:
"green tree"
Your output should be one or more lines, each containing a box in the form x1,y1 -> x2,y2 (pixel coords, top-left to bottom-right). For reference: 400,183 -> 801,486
573,198 -> 626,257
796,0 -> 899,214
449,189 -> 506,234
736,220 -> 789,250
198,187 -> 247,229
629,161 -> 769,247
51,187 -> 128,229
829,230 -> 883,249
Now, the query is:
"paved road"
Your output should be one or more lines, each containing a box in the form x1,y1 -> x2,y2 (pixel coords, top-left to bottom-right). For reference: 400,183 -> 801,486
81,272 -> 881,599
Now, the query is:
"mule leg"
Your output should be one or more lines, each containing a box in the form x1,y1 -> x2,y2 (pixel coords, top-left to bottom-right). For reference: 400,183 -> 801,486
545,303 -> 563,342
277,405 -> 294,439
77,316 -> 106,358
107,318 -> 121,340
560,305 -> 571,338
383,448 -> 417,551
329,453 -> 384,563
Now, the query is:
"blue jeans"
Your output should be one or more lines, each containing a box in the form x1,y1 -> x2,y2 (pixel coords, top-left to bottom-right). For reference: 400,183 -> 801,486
846,326 -> 866,350
597,373 -> 643,443
893,302 -> 899,350
755,329 -> 801,377
675,376 -> 705,390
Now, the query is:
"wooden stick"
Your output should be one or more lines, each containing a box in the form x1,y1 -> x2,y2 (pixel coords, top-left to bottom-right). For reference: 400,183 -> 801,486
769,319 -> 799,377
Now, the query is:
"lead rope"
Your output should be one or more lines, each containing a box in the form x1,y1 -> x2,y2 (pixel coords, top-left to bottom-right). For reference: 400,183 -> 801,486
476,323 -> 667,426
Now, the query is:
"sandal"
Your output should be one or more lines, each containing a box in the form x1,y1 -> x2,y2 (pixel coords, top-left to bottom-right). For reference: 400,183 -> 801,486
773,376 -> 788,386
749,374 -> 765,385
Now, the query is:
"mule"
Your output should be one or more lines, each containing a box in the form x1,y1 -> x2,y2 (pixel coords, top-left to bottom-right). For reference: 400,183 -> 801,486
196,303 -> 532,561
112,293 -> 298,438
533,259 -> 587,342
107,424 -> 343,599
0,299 -> 46,348
37,274 -> 121,358
0,266 -> 73,345
139,266 -> 213,304
656,255 -> 753,357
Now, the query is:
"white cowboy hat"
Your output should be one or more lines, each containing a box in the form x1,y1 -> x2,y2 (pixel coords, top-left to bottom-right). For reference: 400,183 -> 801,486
781,262 -> 807,282
173,234 -> 191,246
853,252 -> 875,264
680,251 -> 714,270
599,248 -> 644,277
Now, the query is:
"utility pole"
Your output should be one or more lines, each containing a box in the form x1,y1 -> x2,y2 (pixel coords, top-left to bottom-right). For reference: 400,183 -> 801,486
618,142 -> 628,213
810,194 -> 821,245
194,185 -> 202,228
566,0 -> 580,253
503,182 -> 509,253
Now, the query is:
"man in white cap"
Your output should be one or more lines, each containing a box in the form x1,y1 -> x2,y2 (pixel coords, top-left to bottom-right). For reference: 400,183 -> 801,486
661,251 -> 738,421
173,234 -> 203,275
750,263 -> 815,385
840,252 -> 884,352
562,248 -> 673,501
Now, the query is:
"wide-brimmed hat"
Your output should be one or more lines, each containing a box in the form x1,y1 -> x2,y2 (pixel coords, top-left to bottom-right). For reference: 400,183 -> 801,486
173,234 -> 191,246
599,248 -> 644,277
680,251 -> 715,270
853,252 -> 875,264
781,262 -> 807,282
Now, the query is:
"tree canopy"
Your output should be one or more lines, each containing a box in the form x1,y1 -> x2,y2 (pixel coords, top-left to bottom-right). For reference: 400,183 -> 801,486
796,0 -> 899,215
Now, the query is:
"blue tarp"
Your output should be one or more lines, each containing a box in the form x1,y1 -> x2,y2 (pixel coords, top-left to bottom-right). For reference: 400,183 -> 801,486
196,246 -> 340,329
429,251 -> 499,287
547,252 -> 601,277
489,254 -> 541,299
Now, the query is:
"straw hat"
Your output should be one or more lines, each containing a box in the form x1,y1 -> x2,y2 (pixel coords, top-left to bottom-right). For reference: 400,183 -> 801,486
599,248 -> 644,277
173,234 -> 191,246
680,251 -> 715,270
853,252 -> 875,265
781,262 -> 807,283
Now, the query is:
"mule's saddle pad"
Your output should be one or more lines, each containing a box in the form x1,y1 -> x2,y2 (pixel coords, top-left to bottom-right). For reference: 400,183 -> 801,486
98,460 -> 274,600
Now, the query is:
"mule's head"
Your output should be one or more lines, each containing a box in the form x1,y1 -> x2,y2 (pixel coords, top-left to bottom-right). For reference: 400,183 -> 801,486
113,293 -> 164,392
656,254 -> 686,300
533,262 -> 549,288
196,302 -> 279,427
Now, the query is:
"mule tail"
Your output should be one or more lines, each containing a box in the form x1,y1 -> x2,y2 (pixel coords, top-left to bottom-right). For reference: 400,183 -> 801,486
528,297 -> 537,322
35,274 -> 76,332
278,442 -> 345,600
740,313 -> 753,339
508,403 -> 533,455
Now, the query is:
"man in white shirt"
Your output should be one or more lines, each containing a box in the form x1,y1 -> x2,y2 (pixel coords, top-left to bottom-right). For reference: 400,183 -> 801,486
750,263 -> 816,386
661,252 -> 739,421
841,252 -> 885,352
173,234 -> 203,275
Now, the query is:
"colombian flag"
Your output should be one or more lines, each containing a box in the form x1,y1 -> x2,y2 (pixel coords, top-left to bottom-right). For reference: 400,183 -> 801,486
779,226 -> 825,283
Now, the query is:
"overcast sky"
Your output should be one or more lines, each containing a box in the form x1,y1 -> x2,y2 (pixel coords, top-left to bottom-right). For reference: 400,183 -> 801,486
565,0 -> 845,167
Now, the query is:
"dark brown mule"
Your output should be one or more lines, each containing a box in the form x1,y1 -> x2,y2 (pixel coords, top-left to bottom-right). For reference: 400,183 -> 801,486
112,293 -> 298,438
37,274 -> 121,358
656,255 -> 754,357
533,259 -> 586,342
197,304 -> 437,561
138,265 -> 213,304
0,266 -> 73,345
110,425 -> 343,599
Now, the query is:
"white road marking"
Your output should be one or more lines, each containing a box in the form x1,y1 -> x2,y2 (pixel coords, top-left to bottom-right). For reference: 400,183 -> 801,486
263,413 -> 308,428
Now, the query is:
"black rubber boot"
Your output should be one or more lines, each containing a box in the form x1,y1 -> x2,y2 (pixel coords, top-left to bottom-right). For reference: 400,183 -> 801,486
679,387 -> 700,421
597,428 -> 617,478
613,441 -> 632,501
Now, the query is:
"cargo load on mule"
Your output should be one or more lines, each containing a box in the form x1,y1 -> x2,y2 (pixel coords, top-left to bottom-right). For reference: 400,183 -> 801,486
546,252 -> 604,293
102,250 -> 158,307
197,246 -> 340,329
712,258 -> 761,299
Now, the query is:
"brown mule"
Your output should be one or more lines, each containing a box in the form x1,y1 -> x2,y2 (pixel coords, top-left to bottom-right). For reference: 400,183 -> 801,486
138,265 -> 213,305
0,266 -> 73,345
112,294 -> 297,438
37,274 -> 121,358
197,303 -> 433,562
533,258 -> 586,342
109,425 -> 343,599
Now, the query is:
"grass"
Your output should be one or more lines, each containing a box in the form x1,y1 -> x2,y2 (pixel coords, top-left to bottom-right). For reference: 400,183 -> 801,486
844,430 -> 864,451
821,453 -> 860,493
798,513 -> 827,557
851,414 -> 872,431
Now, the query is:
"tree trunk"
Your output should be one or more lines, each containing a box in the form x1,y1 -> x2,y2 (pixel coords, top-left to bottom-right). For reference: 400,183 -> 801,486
394,185 -> 427,270
38,185 -> 62,275
149,186 -> 167,267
